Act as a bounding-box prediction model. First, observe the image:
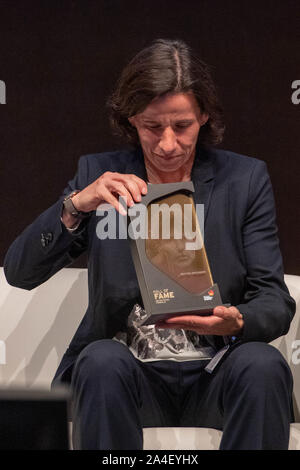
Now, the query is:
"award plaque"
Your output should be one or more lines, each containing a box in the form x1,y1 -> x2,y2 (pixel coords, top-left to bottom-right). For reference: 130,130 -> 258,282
128,181 -> 227,326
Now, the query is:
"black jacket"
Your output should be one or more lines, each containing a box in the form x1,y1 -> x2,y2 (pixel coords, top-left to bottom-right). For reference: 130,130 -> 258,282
4,146 -> 296,384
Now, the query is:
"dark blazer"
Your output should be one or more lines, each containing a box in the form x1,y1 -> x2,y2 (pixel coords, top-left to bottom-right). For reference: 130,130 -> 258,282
3,146 -> 296,384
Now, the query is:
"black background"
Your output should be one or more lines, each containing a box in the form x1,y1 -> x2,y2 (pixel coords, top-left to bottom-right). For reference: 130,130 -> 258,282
0,0 -> 299,273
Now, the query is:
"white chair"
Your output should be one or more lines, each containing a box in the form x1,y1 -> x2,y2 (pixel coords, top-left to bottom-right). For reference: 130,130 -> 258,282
0,268 -> 299,449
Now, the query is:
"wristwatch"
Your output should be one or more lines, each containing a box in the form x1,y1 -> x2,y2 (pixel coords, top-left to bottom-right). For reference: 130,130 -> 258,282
63,190 -> 91,219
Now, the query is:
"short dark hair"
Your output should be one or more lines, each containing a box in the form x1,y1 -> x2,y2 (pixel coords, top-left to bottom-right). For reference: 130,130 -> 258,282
107,38 -> 225,147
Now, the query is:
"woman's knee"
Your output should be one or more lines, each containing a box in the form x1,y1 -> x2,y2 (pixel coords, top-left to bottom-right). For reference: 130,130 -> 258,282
72,339 -> 136,382
223,341 -> 292,385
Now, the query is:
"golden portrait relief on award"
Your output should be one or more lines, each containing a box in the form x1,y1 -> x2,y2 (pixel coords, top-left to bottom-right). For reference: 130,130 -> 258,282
145,192 -> 213,295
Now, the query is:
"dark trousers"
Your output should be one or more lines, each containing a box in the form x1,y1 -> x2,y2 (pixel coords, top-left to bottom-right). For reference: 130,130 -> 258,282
70,339 -> 293,450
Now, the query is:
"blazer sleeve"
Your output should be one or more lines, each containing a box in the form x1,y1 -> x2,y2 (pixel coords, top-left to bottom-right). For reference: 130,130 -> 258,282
3,155 -> 90,290
236,160 -> 296,343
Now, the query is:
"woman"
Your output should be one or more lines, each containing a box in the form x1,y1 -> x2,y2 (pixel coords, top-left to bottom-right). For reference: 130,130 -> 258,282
4,39 -> 295,450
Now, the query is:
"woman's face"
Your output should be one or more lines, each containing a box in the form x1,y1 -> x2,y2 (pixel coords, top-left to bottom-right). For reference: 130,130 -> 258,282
129,92 -> 208,176
159,238 -> 196,268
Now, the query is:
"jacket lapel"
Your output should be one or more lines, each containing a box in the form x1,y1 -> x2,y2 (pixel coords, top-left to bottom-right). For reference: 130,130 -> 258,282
191,146 -> 216,223
124,146 -> 148,180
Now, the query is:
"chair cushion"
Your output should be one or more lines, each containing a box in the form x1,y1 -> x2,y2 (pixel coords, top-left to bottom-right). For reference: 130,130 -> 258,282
143,423 -> 300,450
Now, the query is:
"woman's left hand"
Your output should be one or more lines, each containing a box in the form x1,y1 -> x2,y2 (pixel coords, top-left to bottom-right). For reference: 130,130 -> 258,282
155,305 -> 244,336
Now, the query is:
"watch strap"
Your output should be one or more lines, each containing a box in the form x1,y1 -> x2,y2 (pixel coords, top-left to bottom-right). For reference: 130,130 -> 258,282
63,191 -> 91,219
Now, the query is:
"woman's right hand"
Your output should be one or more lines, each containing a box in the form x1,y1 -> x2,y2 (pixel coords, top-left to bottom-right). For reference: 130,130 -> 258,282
71,171 -> 148,215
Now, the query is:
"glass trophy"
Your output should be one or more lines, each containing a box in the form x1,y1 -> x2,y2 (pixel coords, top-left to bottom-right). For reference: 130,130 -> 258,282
128,181 -> 227,326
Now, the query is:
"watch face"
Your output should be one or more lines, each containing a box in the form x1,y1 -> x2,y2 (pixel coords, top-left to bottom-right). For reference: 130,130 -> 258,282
63,197 -> 78,216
